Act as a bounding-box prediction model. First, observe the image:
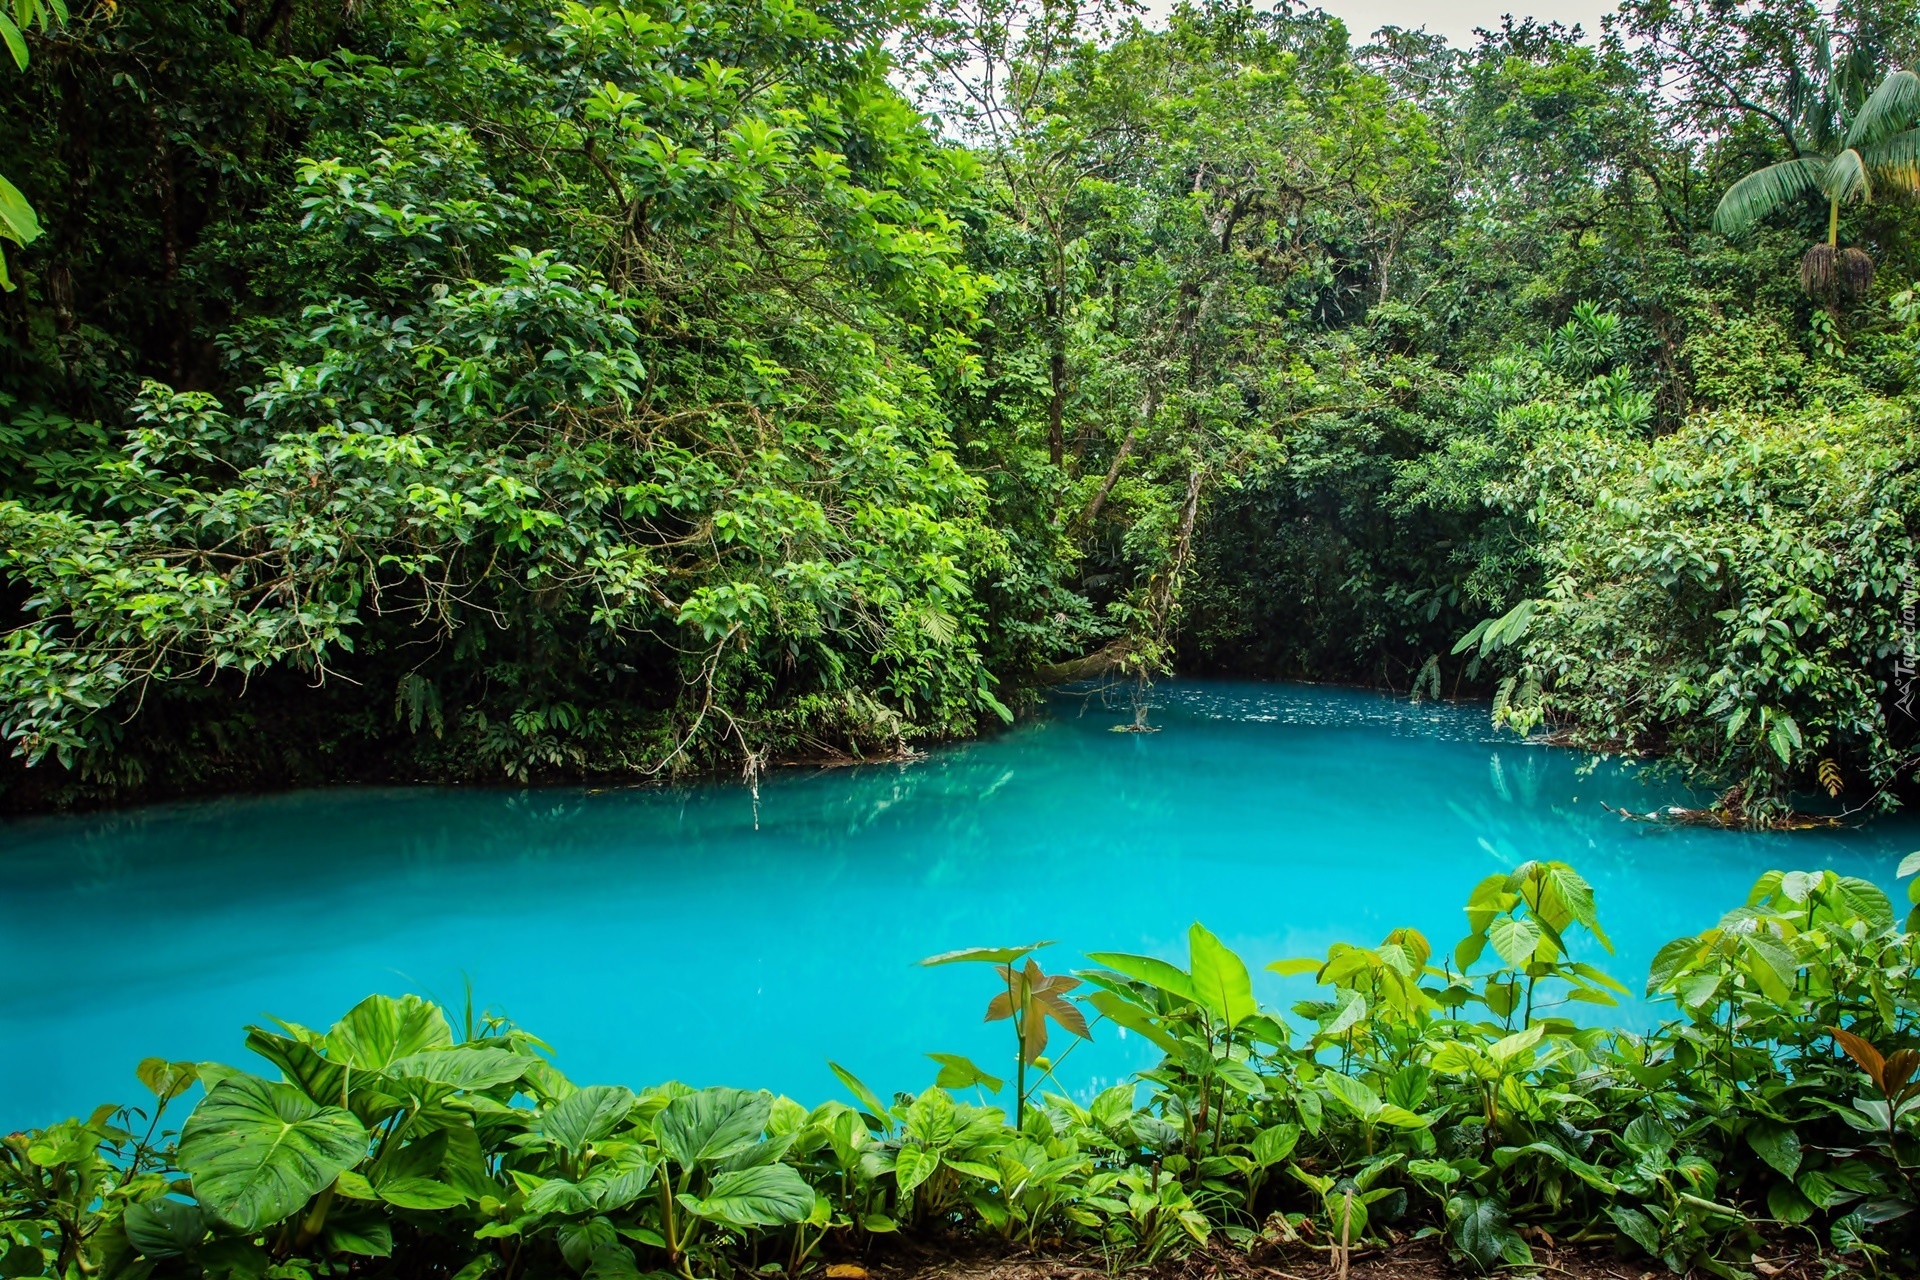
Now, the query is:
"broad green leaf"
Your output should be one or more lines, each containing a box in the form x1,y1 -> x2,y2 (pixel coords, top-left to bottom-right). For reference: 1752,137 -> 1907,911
1487,1024 -> 1545,1065
892,1143 -> 936,1194
1321,1072 -> 1380,1119
1486,916 -> 1542,968
384,1047 -> 530,1091
1318,988 -> 1367,1039
524,1177 -> 594,1216
326,995 -> 452,1071
375,1176 -> 467,1210
1187,923 -> 1256,1028
177,1075 -> 369,1231
1765,1180 -> 1815,1224
123,1200 -> 206,1259
1084,951 -> 1197,1003
1747,1123 -> 1802,1179
323,1212 -> 392,1257
1448,1194 -> 1522,1270
543,1085 -> 636,1151
1250,1123 -> 1299,1167
678,1164 -> 814,1227
579,1147 -> 659,1211
1833,876 -> 1894,932
656,1088 -> 769,1169
1606,1204 -> 1660,1256
1375,1103 -> 1432,1130
927,1053 -> 1003,1092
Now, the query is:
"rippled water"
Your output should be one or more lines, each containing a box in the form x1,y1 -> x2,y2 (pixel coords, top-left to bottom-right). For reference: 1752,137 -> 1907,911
2,680 -> 1913,1128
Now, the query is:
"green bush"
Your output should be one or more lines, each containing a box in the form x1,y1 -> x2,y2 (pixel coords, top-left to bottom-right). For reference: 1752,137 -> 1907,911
7,857 -> 1917,1279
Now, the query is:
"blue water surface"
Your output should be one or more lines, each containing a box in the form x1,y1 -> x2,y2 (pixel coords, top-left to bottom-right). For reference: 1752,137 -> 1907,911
3,680 -> 1914,1129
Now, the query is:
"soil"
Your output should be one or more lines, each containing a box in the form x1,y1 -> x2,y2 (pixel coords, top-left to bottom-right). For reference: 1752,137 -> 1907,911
843,1237 -> 1852,1280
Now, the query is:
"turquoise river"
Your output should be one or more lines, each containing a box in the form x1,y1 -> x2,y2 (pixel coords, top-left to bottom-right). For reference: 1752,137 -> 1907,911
3,681 -> 1915,1128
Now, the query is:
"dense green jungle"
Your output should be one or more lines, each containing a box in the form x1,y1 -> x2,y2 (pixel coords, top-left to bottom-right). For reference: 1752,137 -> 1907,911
5,0 -> 1920,823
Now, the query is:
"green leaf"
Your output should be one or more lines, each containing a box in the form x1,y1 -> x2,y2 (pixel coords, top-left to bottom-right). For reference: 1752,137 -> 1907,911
926,1053 -> 1003,1092
1767,1180 -> 1817,1225
375,1176 -> 467,1211
827,1062 -> 891,1129
177,1075 -> 369,1231
656,1088 -> 769,1169
919,942 -> 1051,966
1486,916 -> 1542,968
1448,1194 -> 1520,1270
1606,1204 -> 1660,1257
1487,1024 -> 1545,1065
326,995 -> 452,1071
383,1047 -> 530,1090
1084,951 -> 1198,1003
1082,990 -> 1180,1053
1746,1122 -> 1802,1179
1833,876 -> 1894,932
542,1085 -> 636,1151
1250,1123 -> 1300,1167
123,1200 -> 206,1259
1321,1072 -> 1381,1119
579,1147 -> 659,1211
0,16 -> 25,73
323,1212 -> 392,1257
678,1164 -> 814,1227
136,1058 -> 199,1105
892,1143 -> 936,1194
1187,923 -> 1257,1028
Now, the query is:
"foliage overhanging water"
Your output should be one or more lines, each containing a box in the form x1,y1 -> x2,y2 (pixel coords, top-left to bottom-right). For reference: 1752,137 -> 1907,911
2,680 -> 1912,1129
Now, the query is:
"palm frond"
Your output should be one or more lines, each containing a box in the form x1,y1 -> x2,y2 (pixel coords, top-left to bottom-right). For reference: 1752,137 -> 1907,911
1846,69 -> 1920,148
1713,157 -> 1829,234
1863,126 -> 1920,199
1823,147 -> 1872,203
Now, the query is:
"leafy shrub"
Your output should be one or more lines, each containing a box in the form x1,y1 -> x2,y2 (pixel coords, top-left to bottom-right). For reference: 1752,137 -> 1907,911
6,857 -> 1917,1278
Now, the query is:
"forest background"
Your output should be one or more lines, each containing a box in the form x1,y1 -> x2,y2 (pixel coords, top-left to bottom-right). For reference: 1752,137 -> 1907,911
3,0 -> 1919,823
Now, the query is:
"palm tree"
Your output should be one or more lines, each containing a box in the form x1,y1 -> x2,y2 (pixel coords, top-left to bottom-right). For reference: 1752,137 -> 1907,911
1712,30 -> 1920,303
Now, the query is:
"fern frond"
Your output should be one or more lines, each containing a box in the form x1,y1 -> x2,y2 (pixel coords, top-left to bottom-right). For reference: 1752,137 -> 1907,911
1713,157 -> 1830,234
1818,757 -> 1843,797
1822,147 -> 1872,204
1848,69 -> 1920,149
1864,126 -> 1920,198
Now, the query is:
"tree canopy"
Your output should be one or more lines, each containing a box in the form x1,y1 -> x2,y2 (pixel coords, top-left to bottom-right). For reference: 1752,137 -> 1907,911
2,0 -> 1919,821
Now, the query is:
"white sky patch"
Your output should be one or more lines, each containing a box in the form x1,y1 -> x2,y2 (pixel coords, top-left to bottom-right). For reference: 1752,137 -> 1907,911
1130,0 -> 1617,47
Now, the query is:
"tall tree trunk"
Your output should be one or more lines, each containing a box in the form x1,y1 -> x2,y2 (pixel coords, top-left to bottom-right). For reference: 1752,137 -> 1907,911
1078,383 -> 1157,530
1046,289 -> 1066,468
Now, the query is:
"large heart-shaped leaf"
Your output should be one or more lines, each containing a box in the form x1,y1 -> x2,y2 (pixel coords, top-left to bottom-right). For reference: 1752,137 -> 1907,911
327,995 -> 452,1071
543,1085 -> 635,1152
655,1088 -> 769,1169
677,1164 -> 814,1228
177,1075 -> 369,1231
